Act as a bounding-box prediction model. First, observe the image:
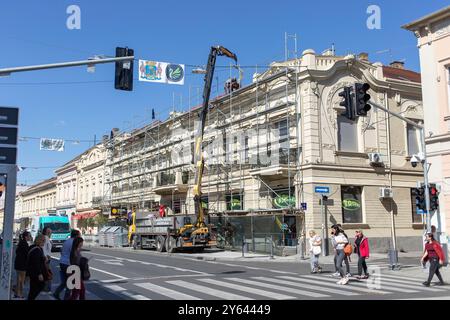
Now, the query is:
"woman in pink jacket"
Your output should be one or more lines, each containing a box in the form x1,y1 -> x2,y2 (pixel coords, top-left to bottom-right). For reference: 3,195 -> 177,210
354,230 -> 370,279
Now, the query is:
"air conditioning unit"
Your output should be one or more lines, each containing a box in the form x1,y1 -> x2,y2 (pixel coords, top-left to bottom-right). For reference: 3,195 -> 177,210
368,153 -> 384,166
379,187 -> 393,199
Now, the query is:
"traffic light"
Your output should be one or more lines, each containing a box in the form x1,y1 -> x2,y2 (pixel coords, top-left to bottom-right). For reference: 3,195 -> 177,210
339,86 -> 355,121
354,83 -> 371,116
429,184 -> 439,211
115,47 -> 134,91
413,186 -> 426,211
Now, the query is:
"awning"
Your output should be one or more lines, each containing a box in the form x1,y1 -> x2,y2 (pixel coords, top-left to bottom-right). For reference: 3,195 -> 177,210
73,210 -> 101,220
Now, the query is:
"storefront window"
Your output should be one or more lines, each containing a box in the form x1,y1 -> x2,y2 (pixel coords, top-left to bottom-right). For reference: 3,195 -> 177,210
341,185 -> 363,223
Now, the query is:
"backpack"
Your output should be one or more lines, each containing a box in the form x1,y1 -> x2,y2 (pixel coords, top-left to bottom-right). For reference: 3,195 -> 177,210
79,257 -> 91,281
344,243 -> 353,256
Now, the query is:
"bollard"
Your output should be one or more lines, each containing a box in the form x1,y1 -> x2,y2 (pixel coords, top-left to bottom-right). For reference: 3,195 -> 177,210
242,240 -> 245,258
270,235 -> 274,259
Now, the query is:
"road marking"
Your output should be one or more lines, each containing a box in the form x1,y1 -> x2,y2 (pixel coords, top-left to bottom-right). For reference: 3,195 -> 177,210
167,280 -> 253,300
375,279 -> 443,292
199,278 -> 295,300
227,277 -> 329,298
253,277 -> 358,296
373,274 -> 448,291
121,291 -> 150,300
301,275 -> 418,294
376,273 -> 430,283
398,295 -> 450,300
136,282 -> 200,300
52,255 -> 129,280
282,276 -> 391,295
86,252 -> 207,274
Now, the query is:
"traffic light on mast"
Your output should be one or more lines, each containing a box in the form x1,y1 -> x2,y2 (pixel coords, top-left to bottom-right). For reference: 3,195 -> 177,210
339,86 -> 355,121
413,186 -> 426,212
429,184 -> 439,211
354,83 -> 371,116
115,47 -> 134,91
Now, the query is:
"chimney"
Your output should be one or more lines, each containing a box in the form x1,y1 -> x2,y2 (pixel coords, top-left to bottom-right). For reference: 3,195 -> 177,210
358,52 -> 369,62
389,61 -> 405,69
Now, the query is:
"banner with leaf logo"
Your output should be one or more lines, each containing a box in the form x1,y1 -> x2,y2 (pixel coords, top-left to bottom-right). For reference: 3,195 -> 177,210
139,60 -> 185,85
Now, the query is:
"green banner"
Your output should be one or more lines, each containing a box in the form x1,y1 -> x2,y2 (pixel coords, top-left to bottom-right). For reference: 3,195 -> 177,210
273,194 -> 296,209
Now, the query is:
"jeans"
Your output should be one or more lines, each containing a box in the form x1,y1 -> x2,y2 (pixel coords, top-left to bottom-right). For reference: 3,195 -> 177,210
54,264 -> 71,300
310,253 -> 320,271
358,255 -> 368,276
335,250 -> 346,278
427,257 -> 444,284
334,252 -> 350,273
28,277 -> 45,300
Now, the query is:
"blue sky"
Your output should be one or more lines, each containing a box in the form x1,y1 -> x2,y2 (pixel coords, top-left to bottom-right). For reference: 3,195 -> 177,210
0,0 -> 447,185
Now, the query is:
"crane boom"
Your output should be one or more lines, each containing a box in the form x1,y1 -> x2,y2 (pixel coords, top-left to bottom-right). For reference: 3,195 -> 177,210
193,46 -> 237,228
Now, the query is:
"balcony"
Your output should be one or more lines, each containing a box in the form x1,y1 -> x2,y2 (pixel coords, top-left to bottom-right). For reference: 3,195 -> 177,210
153,171 -> 189,195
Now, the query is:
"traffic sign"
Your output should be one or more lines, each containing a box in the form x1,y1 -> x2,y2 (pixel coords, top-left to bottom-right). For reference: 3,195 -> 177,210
301,202 -> 307,210
0,127 -> 18,146
315,186 -> 330,194
0,107 -> 19,126
0,148 -> 17,165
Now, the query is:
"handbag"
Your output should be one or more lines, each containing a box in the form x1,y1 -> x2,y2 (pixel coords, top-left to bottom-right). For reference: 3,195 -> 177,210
312,246 -> 322,256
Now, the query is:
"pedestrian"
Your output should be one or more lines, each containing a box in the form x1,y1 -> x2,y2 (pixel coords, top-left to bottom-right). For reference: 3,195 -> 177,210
13,231 -> 31,299
42,226 -> 53,292
423,225 -> 438,244
53,229 -> 81,300
421,232 -> 446,287
331,225 -> 350,285
308,230 -> 322,274
354,230 -> 370,279
26,234 -> 48,300
331,225 -> 351,278
68,237 -> 86,300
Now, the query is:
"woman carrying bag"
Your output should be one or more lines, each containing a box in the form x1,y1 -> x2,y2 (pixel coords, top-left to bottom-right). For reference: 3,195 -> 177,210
26,234 -> 50,300
309,230 -> 322,274
421,232 -> 446,287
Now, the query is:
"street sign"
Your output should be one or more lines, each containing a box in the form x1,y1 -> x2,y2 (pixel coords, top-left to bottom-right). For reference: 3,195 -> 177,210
301,202 -> 307,210
0,108 -> 19,126
315,186 -> 330,194
417,209 -> 426,215
0,148 -> 17,165
0,127 -> 18,146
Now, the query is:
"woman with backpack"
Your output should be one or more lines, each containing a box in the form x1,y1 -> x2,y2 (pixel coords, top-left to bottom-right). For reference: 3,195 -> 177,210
331,225 -> 350,285
354,230 -> 370,279
309,230 -> 322,273
69,237 -> 87,300
26,234 -> 48,300
421,232 -> 446,287
14,231 -> 31,299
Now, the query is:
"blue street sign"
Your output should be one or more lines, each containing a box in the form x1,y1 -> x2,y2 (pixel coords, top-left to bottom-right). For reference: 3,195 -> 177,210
315,186 -> 330,194
301,203 -> 307,210
417,209 -> 426,215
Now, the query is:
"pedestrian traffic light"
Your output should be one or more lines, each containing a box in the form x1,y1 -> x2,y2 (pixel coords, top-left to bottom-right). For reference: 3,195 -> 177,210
429,184 -> 439,211
413,186 -> 426,211
115,47 -> 134,91
339,86 -> 355,121
354,83 -> 371,116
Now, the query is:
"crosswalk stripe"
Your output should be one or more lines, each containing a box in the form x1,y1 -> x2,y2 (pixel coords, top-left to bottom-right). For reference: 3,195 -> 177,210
121,291 -> 150,300
283,276 -> 391,294
199,278 -> 295,300
377,273 -> 428,282
300,275 -> 417,294
167,280 -> 254,300
375,278 -> 447,292
135,282 -> 200,300
253,277 -> 358,296
226,277 -> 329,298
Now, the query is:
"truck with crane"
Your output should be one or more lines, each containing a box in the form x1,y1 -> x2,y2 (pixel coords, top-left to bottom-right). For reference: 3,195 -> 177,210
128,45 -> 238,252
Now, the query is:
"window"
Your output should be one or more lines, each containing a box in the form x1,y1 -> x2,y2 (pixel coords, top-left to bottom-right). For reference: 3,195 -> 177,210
244,136 -> 249,164
277,119 -> 289,163
226,193 -> 244,211
411,188 -> 423,224
407,123 -> 420,156
338,115 -> 358,152
341,186 -> 363,223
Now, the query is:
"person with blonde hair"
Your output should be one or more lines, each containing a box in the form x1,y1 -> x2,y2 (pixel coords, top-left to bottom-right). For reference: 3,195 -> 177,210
309,230 -> 322,273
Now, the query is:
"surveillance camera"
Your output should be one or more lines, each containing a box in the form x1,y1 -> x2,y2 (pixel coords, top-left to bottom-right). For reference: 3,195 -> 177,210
410,155 -> 420,168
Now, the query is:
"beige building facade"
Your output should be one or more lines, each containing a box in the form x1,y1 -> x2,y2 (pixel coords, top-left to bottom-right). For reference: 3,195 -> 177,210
104,49 -> 424,252
404,5 -> 450,248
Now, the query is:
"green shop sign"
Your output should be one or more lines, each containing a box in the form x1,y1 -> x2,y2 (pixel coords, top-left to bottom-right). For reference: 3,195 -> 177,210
273,194 -> 296,209
230,198 -> 241,210
342,199 -> 361,211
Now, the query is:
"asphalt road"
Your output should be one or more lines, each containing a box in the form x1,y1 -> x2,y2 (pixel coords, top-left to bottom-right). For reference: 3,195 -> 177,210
38,246 -> 450,300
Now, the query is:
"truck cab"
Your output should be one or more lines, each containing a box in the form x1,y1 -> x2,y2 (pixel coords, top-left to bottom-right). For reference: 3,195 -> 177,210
30,215 -> 71,250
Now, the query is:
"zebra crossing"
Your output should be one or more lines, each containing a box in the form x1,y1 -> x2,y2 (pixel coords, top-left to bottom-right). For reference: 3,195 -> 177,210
101,271 -> 450,300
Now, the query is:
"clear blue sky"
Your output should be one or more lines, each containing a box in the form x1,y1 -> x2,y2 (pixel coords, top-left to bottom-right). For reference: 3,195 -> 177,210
0,0 -> 447,185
